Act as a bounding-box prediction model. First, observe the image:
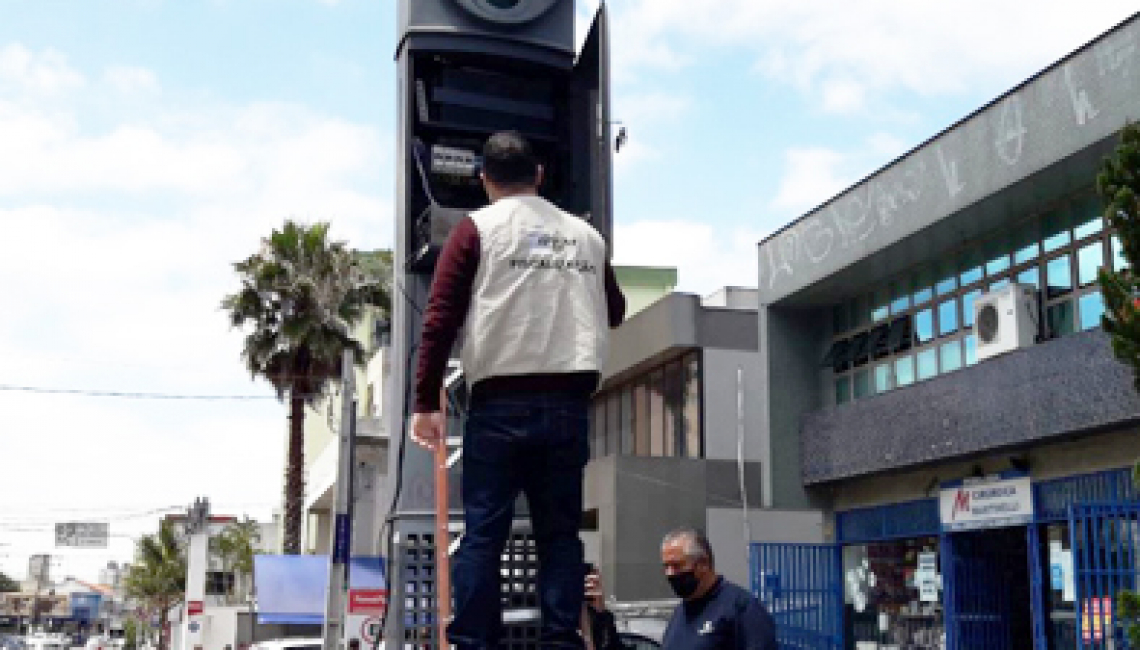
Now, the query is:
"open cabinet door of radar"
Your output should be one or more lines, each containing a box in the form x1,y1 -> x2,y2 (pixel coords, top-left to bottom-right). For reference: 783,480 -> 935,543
572,4 -> 612,248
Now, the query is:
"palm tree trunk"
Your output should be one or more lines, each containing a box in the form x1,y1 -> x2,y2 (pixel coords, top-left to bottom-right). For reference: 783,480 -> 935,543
283,393 -> 305,554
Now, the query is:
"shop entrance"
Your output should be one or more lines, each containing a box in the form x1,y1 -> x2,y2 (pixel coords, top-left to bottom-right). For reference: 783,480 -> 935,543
948,526 -> 1033,649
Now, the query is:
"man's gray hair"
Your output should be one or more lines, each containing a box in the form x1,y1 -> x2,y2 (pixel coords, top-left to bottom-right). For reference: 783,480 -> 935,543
662,527 -> 715,568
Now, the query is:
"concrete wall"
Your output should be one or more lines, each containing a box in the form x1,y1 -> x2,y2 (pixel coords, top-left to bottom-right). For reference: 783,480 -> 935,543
828,423 -> 1140,515
702,349 -> 764,463
757,13 -> 1140,305
585,455 -> 763,601
758,306 -> 827,509
707,508 -> 825,590
613,266 -> 678,316
802,330 -> 1140,485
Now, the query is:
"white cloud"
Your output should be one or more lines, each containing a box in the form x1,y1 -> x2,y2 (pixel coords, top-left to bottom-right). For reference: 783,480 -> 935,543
605,1 -> 1140,114
104,65 -> 159,95
770,147 -> 851,215
613,219 -> 764,296
0,42 -> 391,581
0,43 -> 84,94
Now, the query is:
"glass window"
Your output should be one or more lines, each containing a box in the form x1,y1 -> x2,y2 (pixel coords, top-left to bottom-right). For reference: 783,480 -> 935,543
619,388 -> 633,455
1077,241 -> 1104,286
889,280 -> 910,315
1113,235 -> 1127,272
1079,292 -> 1104,331
959,246 -> 984,286
1047,255 -> 1073,299
935,259 -> 957,295
853,369 -> 871,399
634,381 -> 650,456
1048,301 -> 1075,338
938,298 -> 959,336
911,266 -> 933,306
871,287 -> 889,322
941,340 -> 963,373
662,361 -> 680,457
832,303 -> 849,335
1013,217 -> 1040,265
917,348 -> 938,380
1072,194 -> 1103,239
1042,208 -> 1071,253
683,354 -> 701,458
984,233 -> 1011,276
835,376 -> 851,405
851,294 -> 870,329
989,277 -> 1010,291
1016,265 -> 1040,289
962,289 -> 982,328
965,334 -> 978,366
895,356 -> 915,387
915,308 -> 935,344
874,363 -> 892,393
592,400 -> 607,457
648,369 -> 664,457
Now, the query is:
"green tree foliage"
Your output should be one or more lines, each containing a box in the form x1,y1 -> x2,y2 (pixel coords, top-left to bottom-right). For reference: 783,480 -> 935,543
209,517 -> 261,604
123,520 -> 186,650
222,221 -> 390,554
1095,121 -> 1140,646
1097,122 -> 1140,388
0,571 -> 17,592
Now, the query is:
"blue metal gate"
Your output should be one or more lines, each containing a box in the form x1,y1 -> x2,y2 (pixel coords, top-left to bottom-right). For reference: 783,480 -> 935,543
1069,501 -> 1140,650
944,528 -> 1031,650
750,542 -> 844,650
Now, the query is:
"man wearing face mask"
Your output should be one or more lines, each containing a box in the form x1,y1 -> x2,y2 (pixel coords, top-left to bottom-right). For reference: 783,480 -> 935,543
659,528 -> 777,650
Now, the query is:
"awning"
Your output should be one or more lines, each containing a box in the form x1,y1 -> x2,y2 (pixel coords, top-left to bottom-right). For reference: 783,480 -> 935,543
253,555 -> 386,625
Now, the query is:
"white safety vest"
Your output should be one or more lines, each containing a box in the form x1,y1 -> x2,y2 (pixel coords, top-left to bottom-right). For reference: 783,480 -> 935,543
461,195 -> 610,387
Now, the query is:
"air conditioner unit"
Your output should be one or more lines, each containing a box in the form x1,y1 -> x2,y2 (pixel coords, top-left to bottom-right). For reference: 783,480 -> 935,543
974,283 -> 1038,362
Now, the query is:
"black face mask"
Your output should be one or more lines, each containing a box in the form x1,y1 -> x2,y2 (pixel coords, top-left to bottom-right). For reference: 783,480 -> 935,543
667,570 -> 701,599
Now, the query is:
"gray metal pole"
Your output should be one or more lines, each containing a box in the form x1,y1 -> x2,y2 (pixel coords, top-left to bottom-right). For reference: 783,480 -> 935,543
322,349 -> 356,650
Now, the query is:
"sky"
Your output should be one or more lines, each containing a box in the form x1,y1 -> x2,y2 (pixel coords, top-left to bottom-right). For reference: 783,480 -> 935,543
0,0 -> 1136,583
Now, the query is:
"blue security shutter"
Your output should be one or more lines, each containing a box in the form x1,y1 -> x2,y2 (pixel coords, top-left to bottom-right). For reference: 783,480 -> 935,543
751,542 -> 844,650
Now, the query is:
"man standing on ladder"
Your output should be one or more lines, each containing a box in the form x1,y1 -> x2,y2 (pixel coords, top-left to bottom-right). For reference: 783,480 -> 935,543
410,130 -> 626,649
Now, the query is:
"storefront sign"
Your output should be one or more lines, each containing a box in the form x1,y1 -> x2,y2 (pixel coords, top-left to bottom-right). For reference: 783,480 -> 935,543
916,552 -> 939,602
940,475 -> 1034,531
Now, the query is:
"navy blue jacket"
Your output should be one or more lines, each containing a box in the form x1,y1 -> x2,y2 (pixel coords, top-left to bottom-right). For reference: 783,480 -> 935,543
661,577 -> 778,650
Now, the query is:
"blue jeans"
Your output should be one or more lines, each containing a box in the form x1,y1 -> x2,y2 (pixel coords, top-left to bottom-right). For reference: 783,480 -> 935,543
447,392 -> 589,649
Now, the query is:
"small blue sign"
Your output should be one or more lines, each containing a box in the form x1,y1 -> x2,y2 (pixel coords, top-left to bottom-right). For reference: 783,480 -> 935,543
333,513 -> 351,565
188,622 -> 200,633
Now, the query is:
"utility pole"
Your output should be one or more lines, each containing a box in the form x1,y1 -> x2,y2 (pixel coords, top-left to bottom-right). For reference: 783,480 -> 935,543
322,349 -> 355,650
182,498 -> 210,650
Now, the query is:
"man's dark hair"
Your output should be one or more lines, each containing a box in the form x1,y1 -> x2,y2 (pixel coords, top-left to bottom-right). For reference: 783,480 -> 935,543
662,527 -> 715,569
482,130 -> 539,187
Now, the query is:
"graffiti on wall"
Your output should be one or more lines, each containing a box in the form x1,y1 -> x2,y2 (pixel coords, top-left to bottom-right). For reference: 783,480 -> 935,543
760,19 -> 1139,294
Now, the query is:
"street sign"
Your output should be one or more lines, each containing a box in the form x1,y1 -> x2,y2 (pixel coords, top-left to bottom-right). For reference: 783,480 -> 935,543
360,617 -> 382,645
55,522 -> 109,548
187,600 -> 204,616
348,589 -> 388,615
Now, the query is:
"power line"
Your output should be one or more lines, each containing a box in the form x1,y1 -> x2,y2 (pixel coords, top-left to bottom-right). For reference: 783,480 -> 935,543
0,384 -> 281,400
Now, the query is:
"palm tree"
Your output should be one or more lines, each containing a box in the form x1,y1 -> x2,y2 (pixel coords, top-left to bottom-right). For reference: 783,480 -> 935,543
209,518 -> 261,604
123,520 -> 186,650
222,221 -> 390,554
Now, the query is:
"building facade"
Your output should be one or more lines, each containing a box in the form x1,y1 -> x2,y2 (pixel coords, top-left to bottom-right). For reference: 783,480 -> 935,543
584,288 -> 824,602
754,13 -> 1140,650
